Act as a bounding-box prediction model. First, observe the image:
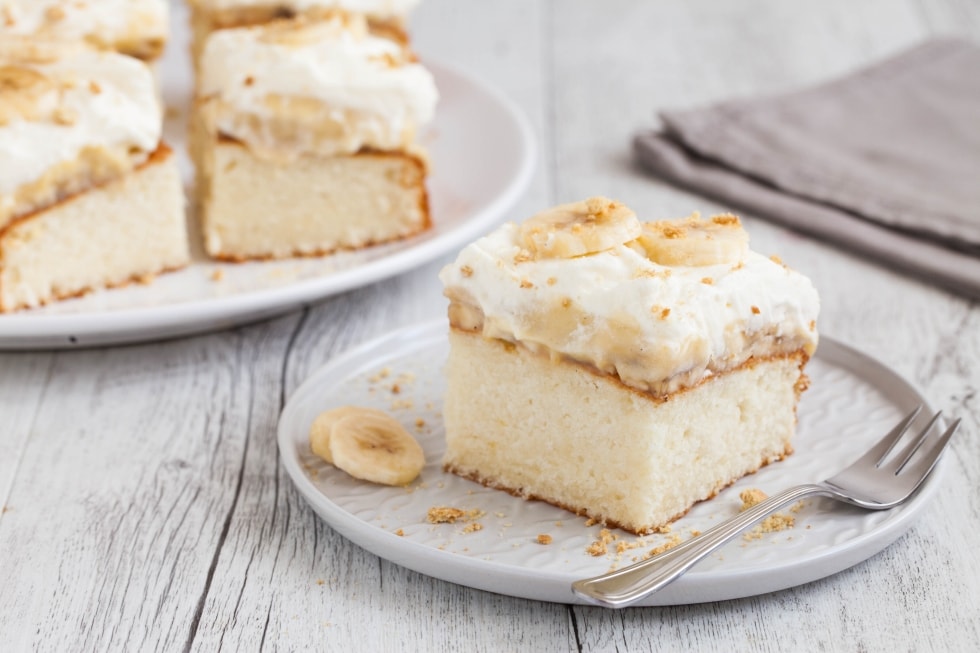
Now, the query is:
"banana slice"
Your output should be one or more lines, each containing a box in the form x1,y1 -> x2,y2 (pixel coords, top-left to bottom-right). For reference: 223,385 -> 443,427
309,406 -> 393,464
329,412 -> 425,486
635,213 -> 749,267
520,196 -> 642,259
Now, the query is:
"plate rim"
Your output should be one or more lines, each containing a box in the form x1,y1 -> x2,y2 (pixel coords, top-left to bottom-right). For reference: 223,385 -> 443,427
0,60 -> 536,349
277,320 -> 947,606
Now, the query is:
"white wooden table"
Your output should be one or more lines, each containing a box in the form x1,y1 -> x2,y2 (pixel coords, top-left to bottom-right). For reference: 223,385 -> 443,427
2,1 -> 979,650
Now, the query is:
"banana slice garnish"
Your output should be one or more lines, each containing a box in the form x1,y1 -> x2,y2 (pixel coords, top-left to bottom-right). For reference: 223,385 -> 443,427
634,213 -> 749,267
520,196 -> 642,259
310,407 -> 425,486
309,406 -> 392,464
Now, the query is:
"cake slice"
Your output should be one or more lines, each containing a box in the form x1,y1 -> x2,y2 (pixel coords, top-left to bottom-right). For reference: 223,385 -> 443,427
192,12 -> 437,261
438,197 -> 820,535
0,47 -> 188,312
0,1 -> 169,62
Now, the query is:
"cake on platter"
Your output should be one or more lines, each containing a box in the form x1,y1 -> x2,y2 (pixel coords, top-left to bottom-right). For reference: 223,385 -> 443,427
0,0 -> 170,63
191,11 -> 437,261
0,43 -> 189,313
438,197 -> 819,535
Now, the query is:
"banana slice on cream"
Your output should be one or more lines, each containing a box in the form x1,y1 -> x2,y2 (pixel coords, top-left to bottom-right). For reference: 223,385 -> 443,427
314,410 -> 425,486
635,213 -> 749,267
520,196 -> 642,259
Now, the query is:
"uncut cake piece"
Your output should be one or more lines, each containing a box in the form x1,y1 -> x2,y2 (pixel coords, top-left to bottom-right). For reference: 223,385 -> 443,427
0,1 -> 170,63
439,197 -> 819,535
187,0 -> 420,65
192,12 -> 437,261
0,45 -> 188,313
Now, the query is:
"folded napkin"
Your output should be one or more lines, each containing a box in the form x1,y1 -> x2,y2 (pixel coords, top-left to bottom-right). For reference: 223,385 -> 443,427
634,38 -> 980,299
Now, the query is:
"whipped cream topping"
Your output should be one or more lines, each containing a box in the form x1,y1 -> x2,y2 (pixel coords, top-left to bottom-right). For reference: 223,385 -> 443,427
198,14 -> 437,158
0,50 -> 161,222
0,1 -> 168,52
440,220 -> 820,395
190,0 -> 420,20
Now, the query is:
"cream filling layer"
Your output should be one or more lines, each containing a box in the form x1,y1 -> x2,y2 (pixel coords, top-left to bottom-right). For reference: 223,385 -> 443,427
440,222 -> 820,395
196,14 -> 437,159
0,51 -> 162,225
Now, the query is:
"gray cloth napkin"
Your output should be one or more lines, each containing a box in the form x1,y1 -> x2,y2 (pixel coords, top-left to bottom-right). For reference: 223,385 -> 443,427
634,38 -> 980,299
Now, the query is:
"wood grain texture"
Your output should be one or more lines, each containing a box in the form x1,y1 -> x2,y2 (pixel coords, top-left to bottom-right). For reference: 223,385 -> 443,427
1,0 -> 979,651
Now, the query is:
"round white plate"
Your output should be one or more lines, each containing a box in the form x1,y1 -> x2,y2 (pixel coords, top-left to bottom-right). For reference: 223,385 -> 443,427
278,321 -> 949,606
0,27 -> 535,348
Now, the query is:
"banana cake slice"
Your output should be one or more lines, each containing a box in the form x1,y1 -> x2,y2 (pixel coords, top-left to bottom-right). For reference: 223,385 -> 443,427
438,197 -> 820,535
191,12 -> 437,261
0,44 -> 188,313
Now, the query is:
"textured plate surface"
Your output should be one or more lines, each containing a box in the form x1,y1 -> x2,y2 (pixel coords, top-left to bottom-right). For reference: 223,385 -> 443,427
0,2 -> 534,349
278,321 -> 947,606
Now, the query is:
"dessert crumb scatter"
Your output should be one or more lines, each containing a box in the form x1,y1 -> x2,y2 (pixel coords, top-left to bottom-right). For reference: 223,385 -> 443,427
739,488 -> 796,540
426,506 -> 485,525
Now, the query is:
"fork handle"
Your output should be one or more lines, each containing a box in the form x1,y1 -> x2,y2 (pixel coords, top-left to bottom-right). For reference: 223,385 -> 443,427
572,483 -> 834,608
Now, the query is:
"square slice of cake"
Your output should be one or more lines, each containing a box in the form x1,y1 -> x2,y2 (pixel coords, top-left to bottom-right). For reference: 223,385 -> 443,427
0,48 -> 188,312
0,1 -> 170,62
192,12 -> 437,261
438,197 -> 820,535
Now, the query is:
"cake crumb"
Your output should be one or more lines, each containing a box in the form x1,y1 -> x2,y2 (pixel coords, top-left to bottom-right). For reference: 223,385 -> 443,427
427,507 -> 465,524
701,277 -> 714,285
426,506 -> 485,525
547,277 -> 557,285
739,489 -> 796,540
739,488 -> 768,509
536,534 -> 553,545
519,278 -> 533,289
751,305 -> 761,314
460,265 -> 473,277
584,517 -> 600,527
394,529 -> 405,536
615,539 -> 647,555
415,417 -> 425,429
210,268 -> 225,282
462,522 -> 483,534
645,534 -> 682,558
585,529 -> 617,556
316,579 -> 324,585
690,529 -> 702,537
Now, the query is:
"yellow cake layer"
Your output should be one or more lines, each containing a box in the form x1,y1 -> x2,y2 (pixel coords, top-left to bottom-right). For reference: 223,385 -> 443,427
442,329 -> 809,535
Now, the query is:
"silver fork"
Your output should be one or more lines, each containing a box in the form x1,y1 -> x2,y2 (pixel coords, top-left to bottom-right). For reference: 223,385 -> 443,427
572,406 -> 960,608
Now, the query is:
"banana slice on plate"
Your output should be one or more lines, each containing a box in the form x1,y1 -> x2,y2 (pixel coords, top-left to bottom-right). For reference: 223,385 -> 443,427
520,196 -> 642,259
325,411 -> 425,486
309,405 -> 393,464
635,213 -> 749,267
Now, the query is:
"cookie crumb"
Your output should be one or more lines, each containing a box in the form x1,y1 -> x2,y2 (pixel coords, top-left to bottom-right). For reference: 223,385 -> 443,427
536,534 -> 553,545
